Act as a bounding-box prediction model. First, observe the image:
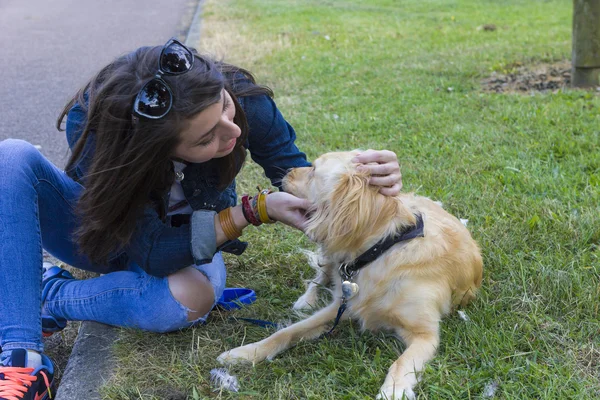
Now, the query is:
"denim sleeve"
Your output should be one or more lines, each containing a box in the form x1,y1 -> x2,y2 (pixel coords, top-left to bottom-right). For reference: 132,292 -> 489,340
65,102 -> 95,182
124,208 -> 218,278
242,94 -> 311,190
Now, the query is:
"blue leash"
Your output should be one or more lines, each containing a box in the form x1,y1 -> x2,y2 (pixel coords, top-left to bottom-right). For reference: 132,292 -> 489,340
220,284 -> 348,335
324,299 -> 347,336
231,298 -> 348,337
229,317 -> 279,329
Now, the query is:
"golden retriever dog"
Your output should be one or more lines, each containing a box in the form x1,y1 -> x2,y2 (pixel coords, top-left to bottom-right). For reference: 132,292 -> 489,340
218,150 -> 483,399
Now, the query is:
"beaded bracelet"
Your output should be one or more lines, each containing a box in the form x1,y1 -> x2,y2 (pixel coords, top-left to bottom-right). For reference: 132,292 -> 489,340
218,207 -> 242,241
251,195 -> 261,223
241,194 -> 262,226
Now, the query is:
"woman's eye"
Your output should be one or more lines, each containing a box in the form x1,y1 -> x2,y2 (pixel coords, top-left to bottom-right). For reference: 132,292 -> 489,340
197,134 -> 216,147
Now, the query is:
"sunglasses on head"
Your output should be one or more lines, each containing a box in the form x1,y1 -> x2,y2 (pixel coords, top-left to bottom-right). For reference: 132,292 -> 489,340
132,38 -> 195,120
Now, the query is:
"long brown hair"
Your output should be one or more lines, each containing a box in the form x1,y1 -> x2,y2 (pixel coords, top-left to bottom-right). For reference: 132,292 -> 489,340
57,45 -> 273,264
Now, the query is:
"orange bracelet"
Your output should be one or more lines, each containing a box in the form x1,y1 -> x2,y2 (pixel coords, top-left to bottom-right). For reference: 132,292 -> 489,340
221,208 -> 241,240
218,207 -> 242,241
226,207 -> 243,239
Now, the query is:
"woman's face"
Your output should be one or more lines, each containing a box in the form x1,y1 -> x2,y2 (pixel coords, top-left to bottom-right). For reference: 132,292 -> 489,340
173,89 -> 241,164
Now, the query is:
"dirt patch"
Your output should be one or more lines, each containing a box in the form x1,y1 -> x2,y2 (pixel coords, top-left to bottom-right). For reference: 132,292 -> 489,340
482,61 -> 573,93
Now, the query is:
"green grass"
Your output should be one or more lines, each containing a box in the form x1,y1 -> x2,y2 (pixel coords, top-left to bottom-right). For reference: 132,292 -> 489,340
101,0 -> 599,398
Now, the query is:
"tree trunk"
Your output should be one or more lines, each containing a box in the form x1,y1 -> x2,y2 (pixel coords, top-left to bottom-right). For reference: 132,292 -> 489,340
572,0 -> 600,87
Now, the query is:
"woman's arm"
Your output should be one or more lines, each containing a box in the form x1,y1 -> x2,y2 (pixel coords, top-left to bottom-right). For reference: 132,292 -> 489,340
241,94 -> 311,189
64,102 -> 95,182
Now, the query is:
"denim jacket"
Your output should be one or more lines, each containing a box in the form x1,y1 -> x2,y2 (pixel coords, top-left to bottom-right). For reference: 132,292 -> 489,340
65,92 -> 310,277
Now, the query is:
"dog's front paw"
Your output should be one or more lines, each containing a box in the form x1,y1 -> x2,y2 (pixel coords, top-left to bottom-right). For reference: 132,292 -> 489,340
376,385 -> 415,400
217,343 -> 264,365
292,292 -> 317,310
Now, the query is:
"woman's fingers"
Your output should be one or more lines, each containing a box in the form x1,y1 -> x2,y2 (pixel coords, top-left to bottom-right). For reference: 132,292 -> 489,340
378,183 -> 402,197
357,162 -> 400,176
265,192 -> 312,231
351,149 -> 397,164
369,173 -> 402,188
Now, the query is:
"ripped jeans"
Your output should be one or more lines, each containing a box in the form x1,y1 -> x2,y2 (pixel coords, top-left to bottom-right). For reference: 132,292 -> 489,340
0,139 -> 226,355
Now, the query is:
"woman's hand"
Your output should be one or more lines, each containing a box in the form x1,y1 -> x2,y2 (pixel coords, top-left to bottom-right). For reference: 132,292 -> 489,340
352,149 -> 402,196
265,191 -> 312,231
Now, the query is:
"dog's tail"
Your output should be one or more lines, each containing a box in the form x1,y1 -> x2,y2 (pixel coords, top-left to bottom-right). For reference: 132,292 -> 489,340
454,251 -> 483,307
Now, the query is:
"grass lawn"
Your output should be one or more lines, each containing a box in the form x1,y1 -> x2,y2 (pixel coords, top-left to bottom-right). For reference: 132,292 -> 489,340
101,0 -> 599,398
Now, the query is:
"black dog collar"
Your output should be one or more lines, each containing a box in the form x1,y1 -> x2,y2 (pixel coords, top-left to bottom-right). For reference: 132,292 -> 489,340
339,213 -> 425,281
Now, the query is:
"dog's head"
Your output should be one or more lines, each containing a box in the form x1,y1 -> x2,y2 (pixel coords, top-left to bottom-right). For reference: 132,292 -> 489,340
283,151 -> 414,254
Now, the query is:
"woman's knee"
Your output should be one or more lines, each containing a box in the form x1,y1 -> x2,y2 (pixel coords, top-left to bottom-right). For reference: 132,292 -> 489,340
167,267 -> 216,322
129,271 -> 211,333
0,139 -> 44,178
0,139 -> 42,165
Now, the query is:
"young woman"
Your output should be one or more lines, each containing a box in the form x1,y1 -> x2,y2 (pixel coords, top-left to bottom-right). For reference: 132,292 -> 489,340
0,39 -> 402,399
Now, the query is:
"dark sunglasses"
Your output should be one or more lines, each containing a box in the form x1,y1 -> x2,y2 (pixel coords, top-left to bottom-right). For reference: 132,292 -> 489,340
132,38 -> 194,119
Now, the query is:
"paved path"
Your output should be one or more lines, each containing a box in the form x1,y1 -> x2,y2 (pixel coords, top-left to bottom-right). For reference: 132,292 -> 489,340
0,0 -> 198,168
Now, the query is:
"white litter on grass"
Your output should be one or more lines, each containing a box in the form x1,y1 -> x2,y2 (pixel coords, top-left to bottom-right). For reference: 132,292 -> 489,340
460,218 -> 469,227
482,380 -> 498,398
457,310 -> 470,322
324,35 -> 331,40
209,368 -> 239,393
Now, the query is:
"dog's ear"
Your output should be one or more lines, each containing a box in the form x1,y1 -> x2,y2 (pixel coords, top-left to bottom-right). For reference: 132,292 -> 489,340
306,170 -> 400,252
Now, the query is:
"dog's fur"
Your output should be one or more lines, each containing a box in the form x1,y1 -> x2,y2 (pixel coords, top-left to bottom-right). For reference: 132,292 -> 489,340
218,151 -> 483,399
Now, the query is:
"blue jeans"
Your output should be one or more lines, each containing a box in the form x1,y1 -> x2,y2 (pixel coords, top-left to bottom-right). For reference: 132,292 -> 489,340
0,139 -> 226,355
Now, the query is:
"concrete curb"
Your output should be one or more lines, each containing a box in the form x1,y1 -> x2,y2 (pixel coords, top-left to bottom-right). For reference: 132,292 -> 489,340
55,323 -> 118,400
54,1 -> 203,399
185,0 -> 204,47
